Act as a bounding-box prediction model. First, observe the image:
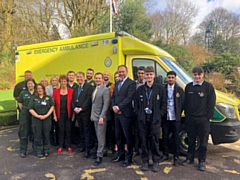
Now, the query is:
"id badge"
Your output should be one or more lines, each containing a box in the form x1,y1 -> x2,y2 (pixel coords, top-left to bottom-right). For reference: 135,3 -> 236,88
41,101 -> 47,106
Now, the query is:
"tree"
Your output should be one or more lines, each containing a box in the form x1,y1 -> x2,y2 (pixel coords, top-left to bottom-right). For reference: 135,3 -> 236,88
0,0 -> 15,65
150,0 -> 198,45
183,44 -> 212,66
198,7 -> 240,54
55,0 -> 109,37
113,0 -> 152,42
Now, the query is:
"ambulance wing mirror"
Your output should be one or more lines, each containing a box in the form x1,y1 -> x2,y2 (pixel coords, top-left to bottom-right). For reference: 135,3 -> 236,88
155,75 -> 163,85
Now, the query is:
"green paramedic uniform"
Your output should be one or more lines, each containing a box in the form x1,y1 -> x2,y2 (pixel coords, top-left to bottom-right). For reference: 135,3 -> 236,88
28,95 -> 54,154
18,90 -> 35,154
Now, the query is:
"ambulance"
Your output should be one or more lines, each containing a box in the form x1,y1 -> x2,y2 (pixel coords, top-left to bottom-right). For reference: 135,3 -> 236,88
15,31 -> 240,154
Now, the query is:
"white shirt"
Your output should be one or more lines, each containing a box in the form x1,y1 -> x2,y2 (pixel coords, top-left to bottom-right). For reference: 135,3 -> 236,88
167,84 -> 176,121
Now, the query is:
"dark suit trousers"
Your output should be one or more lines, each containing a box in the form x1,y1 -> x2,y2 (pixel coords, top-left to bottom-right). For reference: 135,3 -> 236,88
139,121 -> 161,163
115,114 -> 133,161
162,120 -> 180,158
185,116 -> 210,163
58,112 -> 72,148
76,114 -> 92,151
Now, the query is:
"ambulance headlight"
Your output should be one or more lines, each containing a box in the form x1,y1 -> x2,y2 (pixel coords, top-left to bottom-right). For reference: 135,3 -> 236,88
216,103 -> 237,119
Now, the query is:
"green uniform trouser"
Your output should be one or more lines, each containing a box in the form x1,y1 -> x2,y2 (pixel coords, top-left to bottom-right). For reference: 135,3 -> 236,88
18,109 -> 31,153
32,117 -> 51,154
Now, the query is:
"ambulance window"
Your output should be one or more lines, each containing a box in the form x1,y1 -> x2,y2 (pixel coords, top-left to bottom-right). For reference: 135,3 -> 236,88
132,59 -> 154,80
156,63 -> 167,83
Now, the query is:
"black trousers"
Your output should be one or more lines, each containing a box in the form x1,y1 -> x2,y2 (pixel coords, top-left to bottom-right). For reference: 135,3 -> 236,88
185,116 -> 210,163
115,114 -> 133,161
138,121 -> 161,163
77,114 -> 92,151
162,120 -> 180,158
71,119 -> 80,145
106,110 -> 115,149
58,112 -> 72,148
133,116 -> 140,151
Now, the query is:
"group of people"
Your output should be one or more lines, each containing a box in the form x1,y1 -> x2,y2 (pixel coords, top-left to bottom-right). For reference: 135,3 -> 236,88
14,65 -> 216,173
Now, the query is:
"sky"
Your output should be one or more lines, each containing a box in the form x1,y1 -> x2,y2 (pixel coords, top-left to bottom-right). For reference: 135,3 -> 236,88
155,0 -> 240,30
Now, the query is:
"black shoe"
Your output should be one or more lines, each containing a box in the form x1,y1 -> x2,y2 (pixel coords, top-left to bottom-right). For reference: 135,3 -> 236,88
44,152 -> 49,157
173,158 -> 179,167
198,162 -> 206,171
121,160 -> 132,167
20,153 -> 26,158
140,163 -> 149,171
111,155 -> 125,163
77,147 -> 85,153
133,151 -> 140,158
94,157 -> 102,166
159,155 -> 168,163
152,162 -> 159,172
84,151 -> 90,159
181,159 -> 194,166
36,153 -> 44,158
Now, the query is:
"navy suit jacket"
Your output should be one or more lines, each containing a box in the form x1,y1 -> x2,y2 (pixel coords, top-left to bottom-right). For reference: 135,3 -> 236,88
111,77 -> 136,117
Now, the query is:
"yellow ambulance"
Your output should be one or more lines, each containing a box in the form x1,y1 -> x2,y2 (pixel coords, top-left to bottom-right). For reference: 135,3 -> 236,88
15,31 -> 240,154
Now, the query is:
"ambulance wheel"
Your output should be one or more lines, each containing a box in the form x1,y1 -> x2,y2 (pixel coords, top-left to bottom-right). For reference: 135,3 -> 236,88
179,126 -> 200,156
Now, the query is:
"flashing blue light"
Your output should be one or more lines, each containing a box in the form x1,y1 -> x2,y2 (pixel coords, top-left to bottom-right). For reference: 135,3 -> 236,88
112,39 -> 118,44
15,52 -> 19,55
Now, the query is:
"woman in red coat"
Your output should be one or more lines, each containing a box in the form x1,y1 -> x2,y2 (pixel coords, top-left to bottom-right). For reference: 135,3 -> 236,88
52,75 -> 74,154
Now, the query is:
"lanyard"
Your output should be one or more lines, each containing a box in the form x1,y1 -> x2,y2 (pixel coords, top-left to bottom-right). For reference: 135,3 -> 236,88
146,90 -> 152,106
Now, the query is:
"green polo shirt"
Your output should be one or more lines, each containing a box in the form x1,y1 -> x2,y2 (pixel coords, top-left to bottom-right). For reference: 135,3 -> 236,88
18,90 -> 35,109
85,79 -> 96,87
28,95 -> 54,115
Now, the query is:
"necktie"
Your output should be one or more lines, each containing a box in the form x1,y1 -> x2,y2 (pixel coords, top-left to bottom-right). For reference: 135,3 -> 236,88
92,87 -> 98,101
78,85 -> 82,97
118,80 -> 123,92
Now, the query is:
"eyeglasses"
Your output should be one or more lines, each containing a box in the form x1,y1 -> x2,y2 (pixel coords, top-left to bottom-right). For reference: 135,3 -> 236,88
138,72 -> 144,74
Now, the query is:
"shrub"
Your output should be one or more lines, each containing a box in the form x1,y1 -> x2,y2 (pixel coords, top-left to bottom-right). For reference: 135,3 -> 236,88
0,111 -> 18,126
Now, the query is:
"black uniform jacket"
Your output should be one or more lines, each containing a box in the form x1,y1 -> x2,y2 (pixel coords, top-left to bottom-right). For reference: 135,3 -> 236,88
164,84 -> 185,121
72,83 -> 94,116
111,77 -> 136,118
134,82 -> 167,124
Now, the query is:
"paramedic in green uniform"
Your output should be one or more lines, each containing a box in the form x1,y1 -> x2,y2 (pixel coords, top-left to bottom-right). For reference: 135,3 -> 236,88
28,84 -> 55,158
18,78 -> 36,158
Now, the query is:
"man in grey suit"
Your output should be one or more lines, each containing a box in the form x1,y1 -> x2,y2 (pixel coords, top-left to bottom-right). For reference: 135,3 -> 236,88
91,72 -> 110,166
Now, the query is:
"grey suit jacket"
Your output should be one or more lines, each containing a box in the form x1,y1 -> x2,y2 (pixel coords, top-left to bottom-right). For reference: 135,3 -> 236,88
91,85 -> 110,121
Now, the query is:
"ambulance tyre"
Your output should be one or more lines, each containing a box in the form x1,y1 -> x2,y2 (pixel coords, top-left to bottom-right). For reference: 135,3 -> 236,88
179,126 -> 200,156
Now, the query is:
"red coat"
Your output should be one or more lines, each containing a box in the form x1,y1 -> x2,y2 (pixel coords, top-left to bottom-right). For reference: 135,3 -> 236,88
52,87 -> 73,120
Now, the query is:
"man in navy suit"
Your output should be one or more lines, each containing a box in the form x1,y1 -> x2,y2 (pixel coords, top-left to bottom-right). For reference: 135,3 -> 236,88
111,65 -> 136,167
72,72 -> 94,158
